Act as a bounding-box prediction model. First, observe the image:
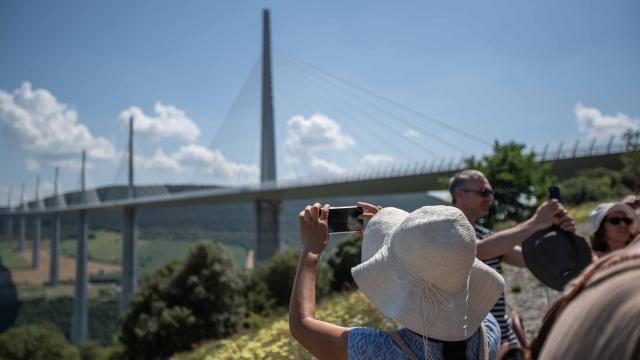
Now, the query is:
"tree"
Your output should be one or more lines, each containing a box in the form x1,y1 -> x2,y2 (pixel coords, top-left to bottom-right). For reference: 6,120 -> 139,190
558,167 -> 629,205
621,129 -> 640,193
0,323 -> 80,360
245,250 -> 332,316
327,236 -> 362,292
117,242 -> 245,359
465,141 -> 554,227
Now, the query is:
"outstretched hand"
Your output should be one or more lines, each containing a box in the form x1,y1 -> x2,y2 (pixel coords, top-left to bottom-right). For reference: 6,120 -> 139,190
298,203 -> 330,255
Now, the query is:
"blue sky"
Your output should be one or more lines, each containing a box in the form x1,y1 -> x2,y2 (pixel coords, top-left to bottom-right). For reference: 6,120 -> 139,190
1,0 -> 639,203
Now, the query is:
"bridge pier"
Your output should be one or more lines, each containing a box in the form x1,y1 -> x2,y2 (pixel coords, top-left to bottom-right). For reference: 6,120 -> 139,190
71,150 -> 89,344
18,215 -> 25,252
120,206 -> 137,313
50,168 -> 63,286
6,214 -> 12,242
255,199 -> 281,262
32,214 -> 40,268
49,212 -> 60,285
71,209 -> 89,343
18,184 -> 25,252
120,116 -> 138,314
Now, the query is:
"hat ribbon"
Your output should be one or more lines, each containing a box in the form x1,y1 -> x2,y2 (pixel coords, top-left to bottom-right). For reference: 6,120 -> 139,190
419,281 -> 455,359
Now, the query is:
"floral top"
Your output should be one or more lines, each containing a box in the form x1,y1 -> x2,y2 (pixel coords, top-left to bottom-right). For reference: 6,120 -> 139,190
347,314 -> 500,360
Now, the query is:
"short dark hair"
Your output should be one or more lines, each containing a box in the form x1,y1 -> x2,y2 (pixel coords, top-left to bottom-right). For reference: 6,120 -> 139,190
448,169 -> 486,205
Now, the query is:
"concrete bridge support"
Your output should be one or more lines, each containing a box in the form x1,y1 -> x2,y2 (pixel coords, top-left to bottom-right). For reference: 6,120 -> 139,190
71,151 -> 89,343
255,9 -> 281,261
49,212 -> 60,285
71,209 -> 89,343
120,206 -> 137,313
255,200 -> 281,262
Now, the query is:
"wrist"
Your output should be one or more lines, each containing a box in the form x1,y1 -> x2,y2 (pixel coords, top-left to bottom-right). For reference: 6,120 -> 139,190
300,250 -> 321,264
527,216 -> 546,232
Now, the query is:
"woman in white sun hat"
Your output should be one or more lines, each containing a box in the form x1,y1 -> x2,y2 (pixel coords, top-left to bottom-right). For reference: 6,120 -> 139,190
588,202 -> 638,261
289,203 -> 504,360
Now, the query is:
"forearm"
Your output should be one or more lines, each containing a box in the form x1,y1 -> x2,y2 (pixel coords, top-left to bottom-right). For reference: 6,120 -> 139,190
476,218 -> 543,260
289,251 -> 320,337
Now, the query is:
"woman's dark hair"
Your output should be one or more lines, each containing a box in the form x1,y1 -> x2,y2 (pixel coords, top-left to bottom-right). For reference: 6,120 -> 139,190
442,340 -> 467,360
589,225 -> 609,252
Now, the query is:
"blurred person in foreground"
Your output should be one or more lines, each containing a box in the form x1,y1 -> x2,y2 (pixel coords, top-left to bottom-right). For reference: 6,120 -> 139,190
448,170 -> 576,356
528,233 -> 640,359
289,203 -> 504,359
587,202 -> 638,261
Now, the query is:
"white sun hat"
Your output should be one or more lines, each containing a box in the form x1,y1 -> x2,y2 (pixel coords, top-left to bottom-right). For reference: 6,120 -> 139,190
352,205 -> 504,341
588,202 -> 638,237
360,207 -> 409,262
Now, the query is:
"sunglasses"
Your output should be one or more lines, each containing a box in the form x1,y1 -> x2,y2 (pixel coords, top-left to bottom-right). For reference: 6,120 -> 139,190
605,217 -> 633,226
462,188 -> 494,198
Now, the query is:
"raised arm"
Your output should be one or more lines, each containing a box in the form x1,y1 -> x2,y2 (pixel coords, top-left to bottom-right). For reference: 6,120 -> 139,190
476,200 -> 576,261
288,203 -> 349,360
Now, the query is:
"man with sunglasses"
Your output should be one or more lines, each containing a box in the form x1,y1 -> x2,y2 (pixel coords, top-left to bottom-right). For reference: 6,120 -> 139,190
448,170 -> 576,355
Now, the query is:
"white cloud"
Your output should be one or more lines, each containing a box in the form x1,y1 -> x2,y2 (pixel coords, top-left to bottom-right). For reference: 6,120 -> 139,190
140,149 -> 181,173
575,103 -> 640,139
25,158 -> 40,171
119,102 -> 201,142
309,158 -> 345,176
284,113 -> 356,175
0,82 -> 117,161
285,114 -> 355,164
139,145 -> 259,181
362,154 -> 393,167
404,129 -> 420,139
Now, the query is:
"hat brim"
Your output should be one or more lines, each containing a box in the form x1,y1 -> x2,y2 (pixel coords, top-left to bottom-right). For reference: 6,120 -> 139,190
352,243 -> 504,341
522,228 -> 592,291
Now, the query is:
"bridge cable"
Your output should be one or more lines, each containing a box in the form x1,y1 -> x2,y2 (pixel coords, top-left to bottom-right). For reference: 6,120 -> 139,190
284,55 -> 492,147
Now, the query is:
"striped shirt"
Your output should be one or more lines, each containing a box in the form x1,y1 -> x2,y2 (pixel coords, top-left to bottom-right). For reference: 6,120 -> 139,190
474,224 -> 519,345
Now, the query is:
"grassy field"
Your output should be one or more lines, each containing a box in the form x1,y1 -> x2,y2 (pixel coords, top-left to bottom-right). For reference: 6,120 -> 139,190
0,245 -> 30,270
54,229 -> 249,277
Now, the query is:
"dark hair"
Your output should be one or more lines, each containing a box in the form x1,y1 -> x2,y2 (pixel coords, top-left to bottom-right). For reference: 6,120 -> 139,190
589,225 -> 609,252
442,340 -> 467,360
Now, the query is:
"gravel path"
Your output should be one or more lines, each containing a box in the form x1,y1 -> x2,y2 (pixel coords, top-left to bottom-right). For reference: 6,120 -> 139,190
502,264 -> 563,343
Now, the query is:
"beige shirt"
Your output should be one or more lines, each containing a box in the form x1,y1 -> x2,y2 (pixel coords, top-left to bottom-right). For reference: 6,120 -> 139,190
539,258 -> 640,359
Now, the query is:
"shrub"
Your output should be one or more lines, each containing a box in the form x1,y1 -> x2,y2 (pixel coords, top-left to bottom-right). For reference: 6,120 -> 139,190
117,241 -> 245,359
175,291 -> 397,360
327,236 -> 362,292
558,167 -> 629,205
245,250 -> 332,316
0,322 -> 79,360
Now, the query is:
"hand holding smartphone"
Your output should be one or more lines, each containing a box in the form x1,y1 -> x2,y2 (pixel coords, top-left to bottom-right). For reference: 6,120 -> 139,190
327,206 -> 364,234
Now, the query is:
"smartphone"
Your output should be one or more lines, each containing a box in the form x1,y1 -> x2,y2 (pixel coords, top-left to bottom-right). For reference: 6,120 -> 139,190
548,186 -> 561,202
327,206 -> 364,234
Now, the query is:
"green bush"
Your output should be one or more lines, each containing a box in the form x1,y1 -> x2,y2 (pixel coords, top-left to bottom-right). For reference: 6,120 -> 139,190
558,167 -> 629,205
245,250 -> 332,316
327,236 -> 362,292
174,291 -> 397,360
116,241 -> 245,359
0,322 -> 80,360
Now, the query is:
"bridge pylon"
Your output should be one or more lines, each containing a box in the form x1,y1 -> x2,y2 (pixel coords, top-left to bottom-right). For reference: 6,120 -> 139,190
255,8 -> 281,262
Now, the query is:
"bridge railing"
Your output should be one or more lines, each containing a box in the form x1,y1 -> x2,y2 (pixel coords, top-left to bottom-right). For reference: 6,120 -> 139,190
6,134 -> 640,214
